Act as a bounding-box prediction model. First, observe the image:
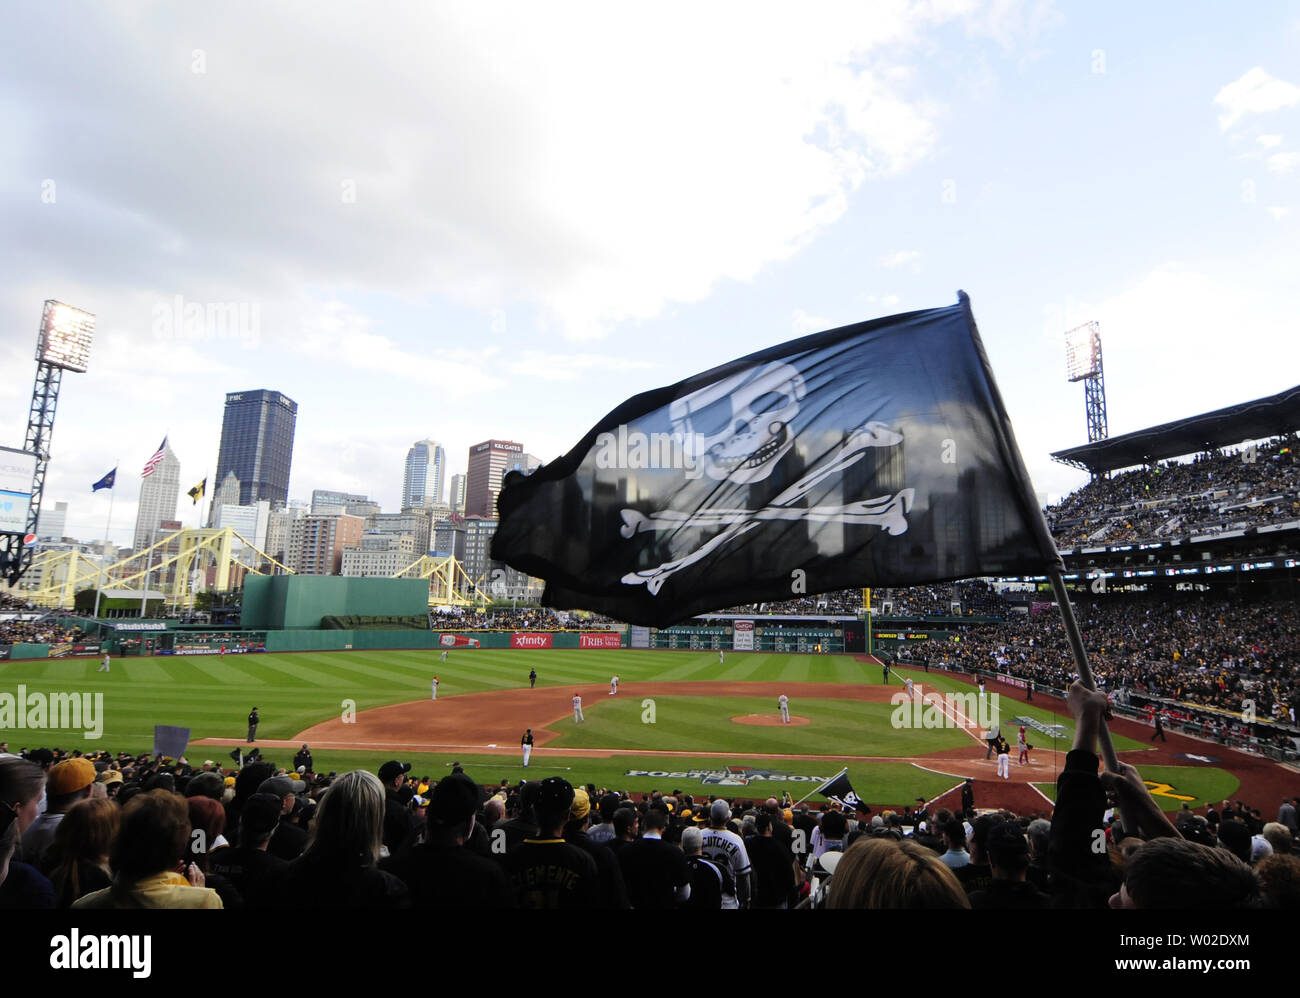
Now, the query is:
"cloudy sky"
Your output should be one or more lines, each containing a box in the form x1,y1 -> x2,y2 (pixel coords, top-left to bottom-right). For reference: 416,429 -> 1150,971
2,1 -> 1297,547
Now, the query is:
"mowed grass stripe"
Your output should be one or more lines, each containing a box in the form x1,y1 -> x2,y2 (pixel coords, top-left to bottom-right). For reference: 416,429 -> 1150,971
548,696 -> 970,756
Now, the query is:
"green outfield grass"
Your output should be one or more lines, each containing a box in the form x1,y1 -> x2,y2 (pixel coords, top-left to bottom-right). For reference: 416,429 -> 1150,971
0,649 -> 1185,808
0,649 -> 883,748
550,695 -> 971,756
228,748 -> 965,806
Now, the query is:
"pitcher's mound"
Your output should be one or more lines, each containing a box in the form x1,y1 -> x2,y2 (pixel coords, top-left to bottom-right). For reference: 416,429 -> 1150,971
732,714 -> 810,727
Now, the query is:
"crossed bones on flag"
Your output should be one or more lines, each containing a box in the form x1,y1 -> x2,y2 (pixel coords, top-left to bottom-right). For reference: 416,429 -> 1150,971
619,421 -> 914,594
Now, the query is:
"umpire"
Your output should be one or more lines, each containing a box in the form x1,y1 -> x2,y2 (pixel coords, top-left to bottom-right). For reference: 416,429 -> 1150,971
247,706 -> 260,743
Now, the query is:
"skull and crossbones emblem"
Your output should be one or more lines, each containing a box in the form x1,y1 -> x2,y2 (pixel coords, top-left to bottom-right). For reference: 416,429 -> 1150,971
620,360 -> 914,594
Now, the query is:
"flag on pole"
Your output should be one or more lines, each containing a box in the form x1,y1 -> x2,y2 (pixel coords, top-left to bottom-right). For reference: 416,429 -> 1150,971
141,437 -> 168,478
815,768 -> 865,809
187,478 -> 206,505
491,292 -> 1061,627
91,468 -> 117,491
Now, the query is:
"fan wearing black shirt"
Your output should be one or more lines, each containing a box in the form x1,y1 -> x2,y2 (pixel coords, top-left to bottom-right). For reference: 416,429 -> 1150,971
504,777 -> 599,909
617,808 -> 690,909
383,772 -> 514,909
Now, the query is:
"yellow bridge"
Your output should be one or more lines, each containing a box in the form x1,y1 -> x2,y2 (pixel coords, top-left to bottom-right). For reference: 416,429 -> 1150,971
8,527 -> 493,611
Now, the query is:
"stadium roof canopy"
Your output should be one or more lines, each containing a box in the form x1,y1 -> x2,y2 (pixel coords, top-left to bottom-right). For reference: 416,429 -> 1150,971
1051,383 -> 1300,474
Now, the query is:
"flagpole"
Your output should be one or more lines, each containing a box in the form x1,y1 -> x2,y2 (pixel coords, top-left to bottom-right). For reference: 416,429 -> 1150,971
92,463 -> 118,621
1047,567 -> 1119,772
141,523 -> 156,619
792,766 -> 847,808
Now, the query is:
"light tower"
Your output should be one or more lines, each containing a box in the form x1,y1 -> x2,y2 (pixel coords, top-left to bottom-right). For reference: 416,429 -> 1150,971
0,301 -> 95,584
1064,321 -> 1107,476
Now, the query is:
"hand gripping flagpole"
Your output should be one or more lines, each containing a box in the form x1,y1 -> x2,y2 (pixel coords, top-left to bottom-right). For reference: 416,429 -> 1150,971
1047,567 -> 1119,772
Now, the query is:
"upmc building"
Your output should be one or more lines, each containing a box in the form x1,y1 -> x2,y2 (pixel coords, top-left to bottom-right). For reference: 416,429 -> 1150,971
465,439 -> 522,517
215,389 -> 298,508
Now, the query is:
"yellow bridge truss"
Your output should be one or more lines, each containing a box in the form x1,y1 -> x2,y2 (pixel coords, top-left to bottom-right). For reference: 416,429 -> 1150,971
14,527 -> 293,610
11,529 -> 501,611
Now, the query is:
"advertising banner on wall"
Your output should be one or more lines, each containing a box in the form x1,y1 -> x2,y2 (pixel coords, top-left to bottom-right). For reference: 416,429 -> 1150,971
732,620 -> 755,651
511,632 -> 554,649
0,447 -> 37,536
578,632 -> 622,649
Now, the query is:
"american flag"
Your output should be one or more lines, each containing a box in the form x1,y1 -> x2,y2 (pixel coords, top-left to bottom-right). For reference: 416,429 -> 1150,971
141,437 -> 168,478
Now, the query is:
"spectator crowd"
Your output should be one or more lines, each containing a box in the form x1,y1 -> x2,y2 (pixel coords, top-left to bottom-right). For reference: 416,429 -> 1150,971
3,702 -> 1297,911
913,593 -> 1300,721
1046,437 -> 1299,548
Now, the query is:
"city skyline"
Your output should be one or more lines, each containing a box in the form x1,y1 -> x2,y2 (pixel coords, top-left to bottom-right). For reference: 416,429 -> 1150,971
3,6 -> 1297,554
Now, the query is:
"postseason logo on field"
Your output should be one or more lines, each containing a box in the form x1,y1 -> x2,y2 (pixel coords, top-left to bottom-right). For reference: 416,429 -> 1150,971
624,765 -> 831,786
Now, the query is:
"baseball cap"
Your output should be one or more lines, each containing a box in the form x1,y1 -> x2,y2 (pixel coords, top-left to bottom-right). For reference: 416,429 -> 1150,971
709,799 -> 731,823
537,777 -> 574,815
186,771 -> 225,800
47,758 -> 95,795
258,775 -> 306,798
97,770 -> 124,786
378,761 -> 412,783
570,787 -> 591,821
144,773 -> 176,793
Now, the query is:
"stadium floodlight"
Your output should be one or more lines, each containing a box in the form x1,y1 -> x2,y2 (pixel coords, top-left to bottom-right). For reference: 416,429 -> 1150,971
36,300 -> 96,373
1064,321 -> 1101,383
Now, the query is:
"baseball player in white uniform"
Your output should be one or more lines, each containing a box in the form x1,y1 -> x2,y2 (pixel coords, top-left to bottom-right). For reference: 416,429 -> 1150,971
719,650 -> 725,665
609,675 -> 619,695
521,729 -> 534,767
778,694 -> 790,724
904,676 -> 914,698
573,694 -> 584,723
431,676 -> 439,700
440,650 -> 447,662
98,653 -> 111,673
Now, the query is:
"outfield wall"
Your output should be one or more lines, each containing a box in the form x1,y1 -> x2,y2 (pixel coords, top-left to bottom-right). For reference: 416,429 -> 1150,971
242,576 -> 430,629
260,630 -> 627,653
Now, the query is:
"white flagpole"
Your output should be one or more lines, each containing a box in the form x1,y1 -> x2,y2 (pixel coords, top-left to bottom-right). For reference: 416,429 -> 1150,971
792,766 -> 847,808
141,523 -> 156,618
92,464 -> 118,621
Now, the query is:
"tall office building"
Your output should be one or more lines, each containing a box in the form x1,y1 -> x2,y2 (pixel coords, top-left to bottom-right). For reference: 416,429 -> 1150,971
287,514 -> 364,575
448,473 -> 466,511
465,440 -> 522,518
214,390 -> 298,508
37,500 -> 68,541
133,442 -> 181,551
402,440 -> 446,510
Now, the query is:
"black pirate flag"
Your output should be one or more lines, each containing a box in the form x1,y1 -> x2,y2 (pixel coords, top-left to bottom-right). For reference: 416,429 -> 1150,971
816,768 -> 864,809
492,292 -> 1060,627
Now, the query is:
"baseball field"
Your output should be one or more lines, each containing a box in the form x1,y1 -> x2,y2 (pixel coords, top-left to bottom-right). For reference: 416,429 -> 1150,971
3,647 -> 1282,813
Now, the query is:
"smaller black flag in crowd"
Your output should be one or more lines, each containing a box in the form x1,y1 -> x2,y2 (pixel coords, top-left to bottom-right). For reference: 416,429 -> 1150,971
816,768 -> 863,809
492,292 -> 1061,627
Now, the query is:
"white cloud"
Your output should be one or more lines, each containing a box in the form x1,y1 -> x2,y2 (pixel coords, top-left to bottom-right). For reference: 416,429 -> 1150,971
1214,67 -> 1300,131
0,2 -> 1055,343
1266,205 -> 1291,220
507,351 -> 653,383
1258,134 -> 1284,147
880,249 -> 923,268
1266,151 -> 1300,174
294,302 -> 506,398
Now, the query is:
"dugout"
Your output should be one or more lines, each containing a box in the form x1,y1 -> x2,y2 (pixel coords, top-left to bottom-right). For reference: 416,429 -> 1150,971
241,576 -> 430,630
